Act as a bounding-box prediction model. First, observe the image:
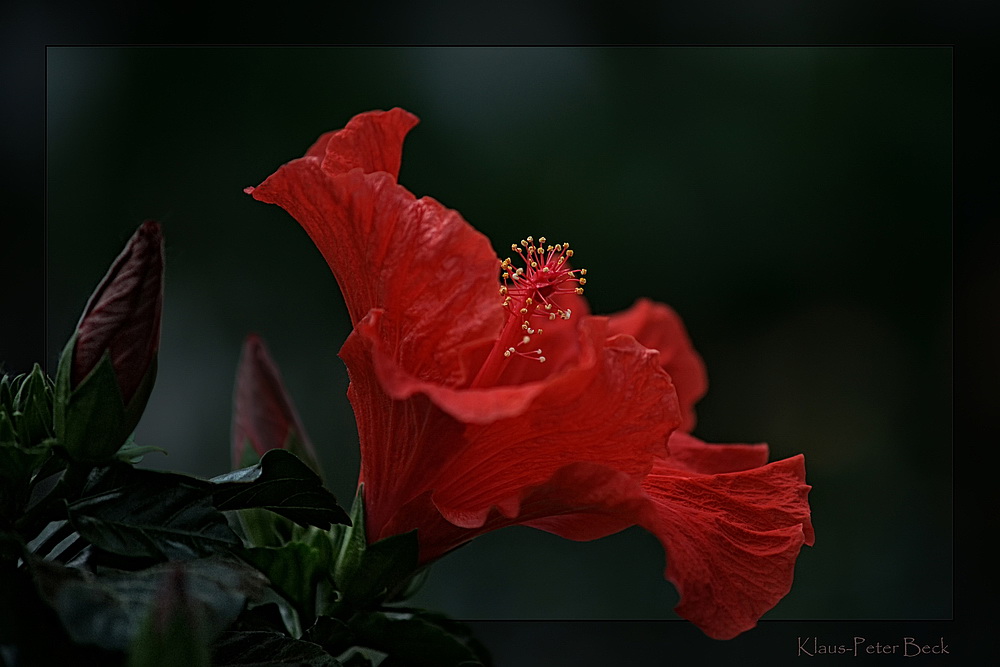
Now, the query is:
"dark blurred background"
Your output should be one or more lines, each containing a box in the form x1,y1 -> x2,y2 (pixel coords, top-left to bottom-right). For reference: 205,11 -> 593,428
34,48 -> 952,631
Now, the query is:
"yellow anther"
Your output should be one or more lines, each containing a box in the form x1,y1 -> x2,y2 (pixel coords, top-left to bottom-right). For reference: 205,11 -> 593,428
580,269 -> 587,275
578,278 -> 587,285
539,237 -> 546,244
575,288 -> 584,294
538,356 -> 546,363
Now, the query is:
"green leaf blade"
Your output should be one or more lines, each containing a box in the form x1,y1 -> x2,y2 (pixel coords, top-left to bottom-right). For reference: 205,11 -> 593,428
67,467 -> 239,561
212,450 -> 350,530
212,630 -> 343,667
349,612 -> 490,667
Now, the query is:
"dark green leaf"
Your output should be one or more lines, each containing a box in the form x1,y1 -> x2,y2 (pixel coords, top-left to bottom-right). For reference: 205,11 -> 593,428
410,611 -> 493,666
236,537 -> 334,624
31,556 -> 266,653
113,435 -> 167,464
25,519 -> 81,561
339,653 -> 376,667
229,601 -> 289,634
353,531 -> 420,603
334,487 -> 420,606
0,561 -> 111,665
55,346 -> 130,461
332,488 -> 368,599
212,631 -> 343,666
388,567 -> 430,603
212,449 -> 350,530
234,506 -> 296,548
15,456 -> 72,540
302,615 -> 354,656
348,612 -> 489,667
0,442 -> 51,482
0,442 -> 50,520
67,465 -> 239,561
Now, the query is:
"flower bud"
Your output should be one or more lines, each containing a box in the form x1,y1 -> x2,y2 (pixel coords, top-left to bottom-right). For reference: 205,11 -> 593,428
0,364 -> 55,449
231,334 -> 321,476
73,221 -> 164,401
54,220 -> 164,460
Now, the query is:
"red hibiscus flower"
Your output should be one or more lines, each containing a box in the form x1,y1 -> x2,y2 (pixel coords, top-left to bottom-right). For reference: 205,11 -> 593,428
247,108 -> 813,639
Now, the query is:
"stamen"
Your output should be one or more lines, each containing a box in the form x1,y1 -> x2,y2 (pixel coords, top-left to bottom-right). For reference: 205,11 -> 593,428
472,236 -> 587,387
499,237 -> 586,322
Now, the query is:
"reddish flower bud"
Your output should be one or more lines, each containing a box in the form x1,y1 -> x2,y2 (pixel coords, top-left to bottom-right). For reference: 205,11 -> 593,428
231,334 -> 321,474
54,220 -> 163,460
73,220 -> 163,403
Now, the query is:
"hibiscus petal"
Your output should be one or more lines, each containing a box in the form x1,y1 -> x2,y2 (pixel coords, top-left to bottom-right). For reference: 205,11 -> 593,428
340,318 -> 472,542
607,298 -> 707,431
641,453 -> 813,639
353,308 -> 594,425
509,426 -> 771,542
514,462 -> 656,541
382,462 -> 655,564
341,313 -> 681,543
430,318 -> 681,528
664,431 -> 770,474
254,166 -> 504,386
303,107 -> 418,180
